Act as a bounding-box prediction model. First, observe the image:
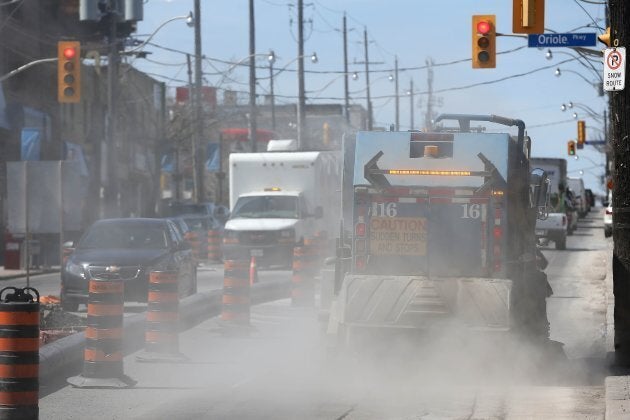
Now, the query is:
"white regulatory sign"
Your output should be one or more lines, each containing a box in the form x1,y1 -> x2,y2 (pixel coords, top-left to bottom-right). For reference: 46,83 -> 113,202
603,47 -> 626,92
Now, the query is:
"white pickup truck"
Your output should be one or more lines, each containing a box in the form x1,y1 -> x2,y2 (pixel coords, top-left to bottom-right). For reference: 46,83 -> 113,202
536,212 -> 567,250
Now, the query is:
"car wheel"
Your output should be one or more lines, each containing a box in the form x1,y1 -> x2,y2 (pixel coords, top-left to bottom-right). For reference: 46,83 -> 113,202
555,236 -> 566,250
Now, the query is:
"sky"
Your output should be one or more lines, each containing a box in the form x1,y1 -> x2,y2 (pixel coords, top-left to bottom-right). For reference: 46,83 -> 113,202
133,0 -> 609,194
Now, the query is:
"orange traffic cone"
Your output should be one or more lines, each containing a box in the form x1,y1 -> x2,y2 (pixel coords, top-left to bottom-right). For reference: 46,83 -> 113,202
249,256 -> 258,285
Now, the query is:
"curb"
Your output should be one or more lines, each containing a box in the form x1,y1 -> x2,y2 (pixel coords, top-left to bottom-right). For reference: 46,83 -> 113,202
39,280 -> 291,385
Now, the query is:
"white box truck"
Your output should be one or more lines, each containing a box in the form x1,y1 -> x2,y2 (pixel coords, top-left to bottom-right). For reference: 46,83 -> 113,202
567,177 -> 587,218
222,150 -> 341,267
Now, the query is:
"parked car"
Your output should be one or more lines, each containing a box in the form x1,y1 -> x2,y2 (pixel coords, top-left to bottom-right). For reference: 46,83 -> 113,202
61,218 -> 197,311
166,216 -> 191,238
604,192 -> 613,238
167,201 -> 229,228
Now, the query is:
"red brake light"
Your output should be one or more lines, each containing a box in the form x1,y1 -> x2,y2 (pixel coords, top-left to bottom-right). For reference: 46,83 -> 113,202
355,255 -> 366,271
477,21 -> 491,35
355,223 -> 366,237
63,47 -> 76,59
606,208 -> 613,215
493,227 -> 502,240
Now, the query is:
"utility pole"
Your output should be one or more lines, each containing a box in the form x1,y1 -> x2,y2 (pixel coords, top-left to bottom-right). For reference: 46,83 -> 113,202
193,0 -> 205,203
394,55 -> 399,130
248,0 -> 257,152
363,27 -> 373,130
409,79 -> 414,130
425,58 -> 434,131
610,0 -> 630,366
104,11 -> 119,217
187,54 -> 197,202
343,13 -> 350,124
269,52 -> 276,132
297,0 -> 306,150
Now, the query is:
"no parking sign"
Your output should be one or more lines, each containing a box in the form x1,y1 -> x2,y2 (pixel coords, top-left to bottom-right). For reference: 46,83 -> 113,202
604,47 -> 626,92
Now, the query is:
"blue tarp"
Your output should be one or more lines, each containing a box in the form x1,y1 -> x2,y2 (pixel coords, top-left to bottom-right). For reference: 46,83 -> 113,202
161,151 -> 175,173
20,128 -> 41,160
206,142 -> 220,172
64,141 -> 89,177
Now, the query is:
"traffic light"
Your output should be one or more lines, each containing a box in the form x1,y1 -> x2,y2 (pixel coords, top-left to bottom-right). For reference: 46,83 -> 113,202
472,15 -> 496,69
577,120 -> 586,149
567,140 -> 576,156
57,41 -> 81,103
512,0 -> 545,34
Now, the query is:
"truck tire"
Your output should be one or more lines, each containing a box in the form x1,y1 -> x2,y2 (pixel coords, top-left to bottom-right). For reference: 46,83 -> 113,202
555,236 -> 566,250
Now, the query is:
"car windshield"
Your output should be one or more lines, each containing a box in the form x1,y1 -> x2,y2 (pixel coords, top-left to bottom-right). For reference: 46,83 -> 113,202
231,196 -> 298,219
79,223 -> 169,250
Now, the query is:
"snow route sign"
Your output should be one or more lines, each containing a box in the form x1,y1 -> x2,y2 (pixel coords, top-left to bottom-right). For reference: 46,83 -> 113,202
604,47 -> 626,92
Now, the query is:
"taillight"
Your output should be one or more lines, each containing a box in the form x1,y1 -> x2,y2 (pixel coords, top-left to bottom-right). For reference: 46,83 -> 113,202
493,227 -> 502,240
355,255 -> 366,271
355,223 -> 366,237
606,208 -> 613,215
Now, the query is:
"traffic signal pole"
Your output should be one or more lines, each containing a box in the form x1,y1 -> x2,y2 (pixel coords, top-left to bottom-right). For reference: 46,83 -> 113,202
104,14 -> 119,218
609,0 -> 630,366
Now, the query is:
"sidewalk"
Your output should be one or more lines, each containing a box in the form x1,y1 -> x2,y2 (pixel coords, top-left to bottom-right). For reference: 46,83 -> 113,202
0,265 -> 59,280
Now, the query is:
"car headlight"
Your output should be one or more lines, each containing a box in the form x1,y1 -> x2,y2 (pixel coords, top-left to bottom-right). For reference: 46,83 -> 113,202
65,261 -> 86,279
278,229 -> 295,243
223,230 -> 239,244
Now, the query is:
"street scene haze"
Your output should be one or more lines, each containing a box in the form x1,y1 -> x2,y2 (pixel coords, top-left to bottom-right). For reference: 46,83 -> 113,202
0,0 -> 628,419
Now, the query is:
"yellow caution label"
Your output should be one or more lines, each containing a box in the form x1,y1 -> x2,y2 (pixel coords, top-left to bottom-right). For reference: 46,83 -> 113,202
369,217 -> 427,256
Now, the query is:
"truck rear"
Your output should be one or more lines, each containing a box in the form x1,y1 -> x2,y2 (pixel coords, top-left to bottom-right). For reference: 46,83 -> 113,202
327,115 -> 552,348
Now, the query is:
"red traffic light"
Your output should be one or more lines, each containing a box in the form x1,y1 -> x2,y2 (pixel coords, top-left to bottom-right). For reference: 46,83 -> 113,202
63,47 -> 76,60
477,20 -> 491,35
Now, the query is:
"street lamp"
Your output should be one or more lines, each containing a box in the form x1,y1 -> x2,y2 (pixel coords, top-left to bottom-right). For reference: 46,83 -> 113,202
268,50 -> 276,132
555,67 -> 604,96
125,12 -> 194,54
561,101 -> 604,121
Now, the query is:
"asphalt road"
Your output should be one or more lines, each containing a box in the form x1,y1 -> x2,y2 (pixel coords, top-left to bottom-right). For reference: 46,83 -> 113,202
39,210 -> 611,419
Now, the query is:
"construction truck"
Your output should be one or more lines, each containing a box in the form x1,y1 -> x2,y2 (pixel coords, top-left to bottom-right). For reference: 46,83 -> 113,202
326,114 -> 553,351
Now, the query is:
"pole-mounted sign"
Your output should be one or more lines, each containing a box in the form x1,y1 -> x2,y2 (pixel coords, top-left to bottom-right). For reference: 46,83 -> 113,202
603,47 -> 626,92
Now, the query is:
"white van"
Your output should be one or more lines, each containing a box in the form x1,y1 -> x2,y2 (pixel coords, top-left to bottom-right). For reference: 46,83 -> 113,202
567,177 -> 587,218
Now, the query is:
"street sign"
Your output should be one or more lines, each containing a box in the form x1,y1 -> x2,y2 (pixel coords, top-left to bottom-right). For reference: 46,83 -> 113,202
604,47 -> 626,92
586,140 -> 606,145
527,33 -> 597,48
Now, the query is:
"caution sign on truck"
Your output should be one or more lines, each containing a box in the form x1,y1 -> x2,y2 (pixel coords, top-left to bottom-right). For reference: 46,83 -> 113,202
369,217 -> 427,256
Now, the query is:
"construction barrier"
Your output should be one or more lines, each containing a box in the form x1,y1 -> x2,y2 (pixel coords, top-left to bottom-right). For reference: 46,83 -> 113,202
249,256 -> 258,286
136,271 -> 187,363
291,241 -> 317,307
207,230 -> 221,262
67,274 -> 136,388
0,287 -> 39,420
221,260 -> 250,325
184,231 -> 207,262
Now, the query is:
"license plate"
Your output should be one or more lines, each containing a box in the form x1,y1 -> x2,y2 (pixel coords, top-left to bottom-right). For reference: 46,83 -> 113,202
535,229 -> 547,236
250,249 -> 264,257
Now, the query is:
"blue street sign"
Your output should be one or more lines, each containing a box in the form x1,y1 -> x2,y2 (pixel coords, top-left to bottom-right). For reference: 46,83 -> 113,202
586,140 -> 606,145
528,33 -> 597,48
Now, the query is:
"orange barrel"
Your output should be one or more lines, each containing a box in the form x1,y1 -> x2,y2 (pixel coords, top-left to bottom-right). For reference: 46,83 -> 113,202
185,231 -> 202,261
137,271 -> 185,362
221,260 -> 250,324
207,230 -> 221,262
0,287 -> 39,420
67,275 -> 135,388
291,244 -> 314,307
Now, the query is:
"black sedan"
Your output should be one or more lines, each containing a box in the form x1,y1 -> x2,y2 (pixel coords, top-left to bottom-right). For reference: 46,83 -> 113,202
61,218 -> 197,311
